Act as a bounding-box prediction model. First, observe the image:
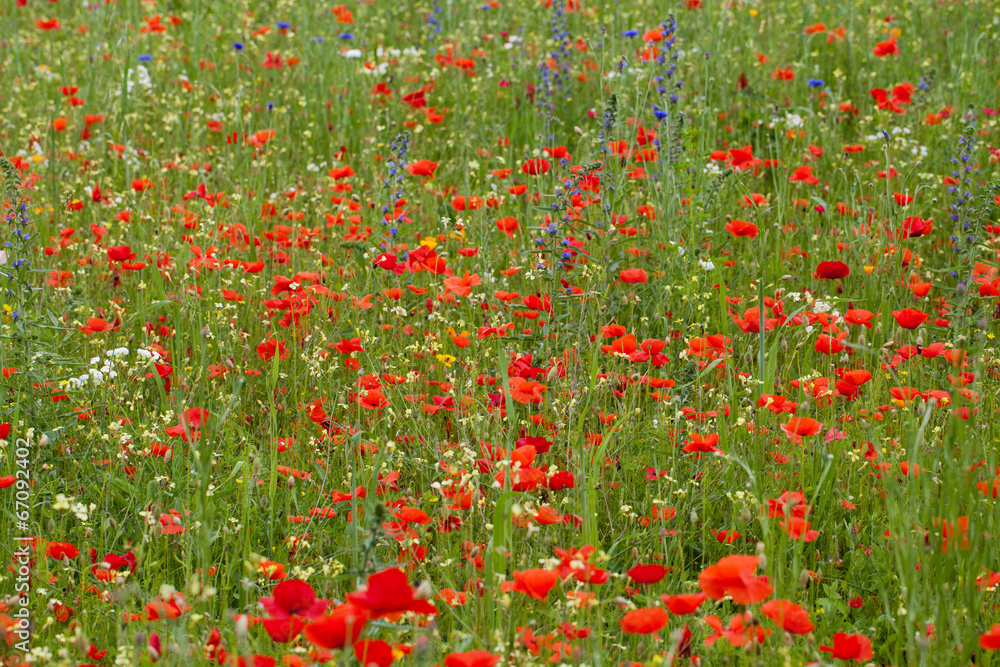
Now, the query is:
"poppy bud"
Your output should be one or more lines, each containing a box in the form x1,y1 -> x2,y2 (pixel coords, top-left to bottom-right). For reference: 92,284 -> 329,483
73,629 -> 88,654
148,633 -> 162,662
798,569 -> 810,589
415,580 -> 433,600
234,615 -> 249,642
756,541 -> 767,569
287,475 -> 295,489
689,511 -> 698,524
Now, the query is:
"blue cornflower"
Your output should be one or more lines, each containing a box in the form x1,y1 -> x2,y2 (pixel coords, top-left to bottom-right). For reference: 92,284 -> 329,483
138,54 -> 152,62
233,42 -> 245,51
808,78 -> 824,88
623,29 -> 639,38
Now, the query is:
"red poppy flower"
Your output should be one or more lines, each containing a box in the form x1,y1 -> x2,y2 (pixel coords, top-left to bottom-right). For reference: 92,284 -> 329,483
779,517 -> 820,542
683,433 -> 721,455
789,165 -> 819,185
494,216 -> 519,237
762,491 -> 811,519
814,261 -> 850,279
698,555 -> 772,604
329,165 -> 355,180
405,160 -> 439,178
303,603 -> 369,649
444,650 -> 500,667
819,632 -> 874,662
508,377 -> 547,405
79,317 -> 115,335
892,308 -> 928,329
844,309 -> 874,329
620,268 -> 648,283
346,567 -> 437,618
165,407 -> 210,440
443,271 -> 482,297
620,607 -> 669,635
46,542 -> 80,560
980,624 -> 1000,650
107,245 -> 137,263
259,579 -> 328,619
661,592 -> 707,615
705,612 -> 770,647
521,158 -> 551,176
354,639 -> 394,667
256,338 -> 289,362
626,564 -> 670,584
506,569 -> 558,600
873,37 -> 899,57
814,333 -> 847,355
728,145 -> 762,171
725,219 -> 759,238
782,416 -> 822,439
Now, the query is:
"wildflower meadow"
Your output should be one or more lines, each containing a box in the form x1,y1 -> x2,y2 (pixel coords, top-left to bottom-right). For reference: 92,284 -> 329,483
3,0 -> 1000,665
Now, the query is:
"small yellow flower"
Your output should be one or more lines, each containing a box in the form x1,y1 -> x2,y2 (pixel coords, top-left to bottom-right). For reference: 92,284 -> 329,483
420,236 -> 438,250
436,354 -> 456,367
